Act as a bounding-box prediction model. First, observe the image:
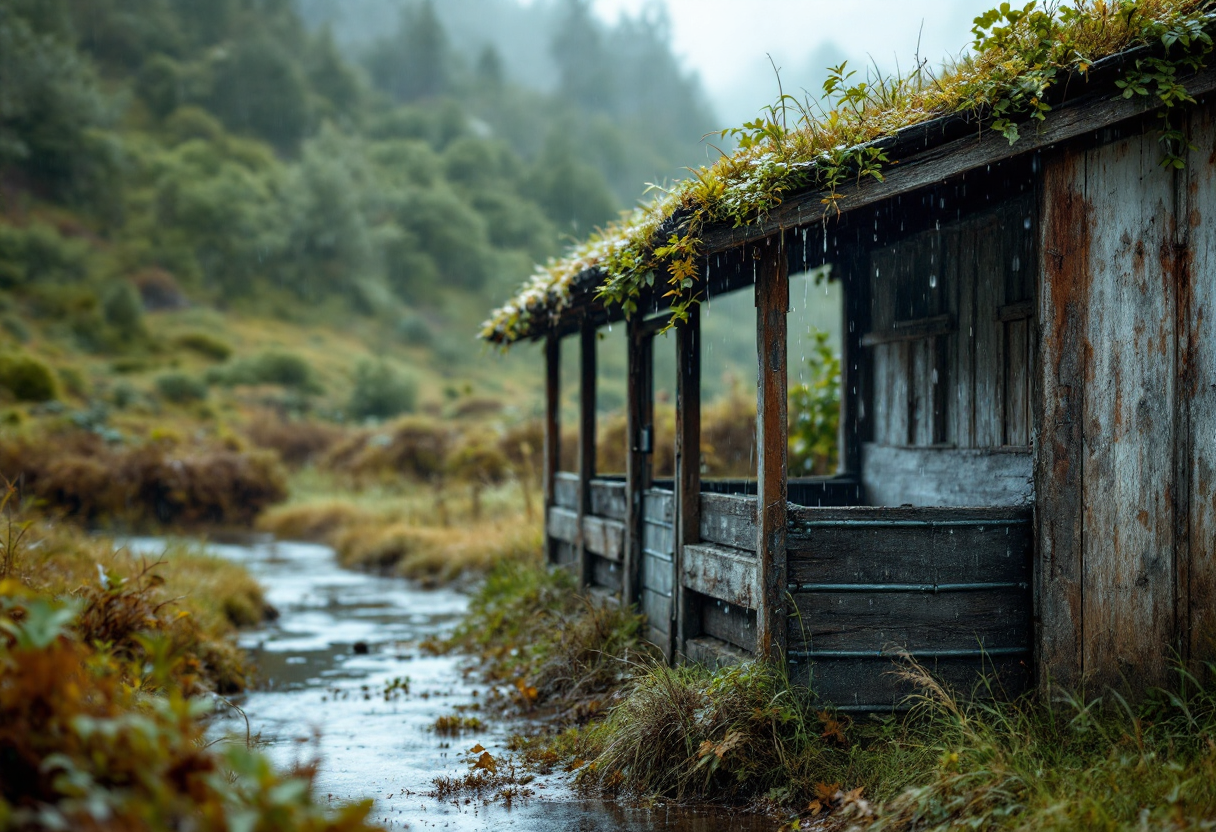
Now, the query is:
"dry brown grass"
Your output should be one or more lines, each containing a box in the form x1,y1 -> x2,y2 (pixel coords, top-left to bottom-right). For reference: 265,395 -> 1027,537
334,515 -> 541,585
0,428 -> 288,530
244,412 -> 343,468
257,499 -> 379,544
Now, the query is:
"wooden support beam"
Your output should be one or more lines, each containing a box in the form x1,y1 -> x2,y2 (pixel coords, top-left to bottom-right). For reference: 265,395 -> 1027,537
578,321 -> 597,589
674,304 -> 702,659
756,243 -> 790,660
624,317 -> 653,606
544,335 -> 561,565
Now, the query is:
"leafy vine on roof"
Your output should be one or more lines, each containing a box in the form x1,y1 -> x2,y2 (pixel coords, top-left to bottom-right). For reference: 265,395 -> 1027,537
482,0 -> 1213,345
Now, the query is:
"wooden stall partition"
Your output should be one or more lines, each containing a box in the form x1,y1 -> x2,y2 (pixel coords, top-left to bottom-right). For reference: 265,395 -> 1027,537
786,506 -> 1034,710
674,304 -> 702,659
756,242 -> 790,660
578,320 -> 597,589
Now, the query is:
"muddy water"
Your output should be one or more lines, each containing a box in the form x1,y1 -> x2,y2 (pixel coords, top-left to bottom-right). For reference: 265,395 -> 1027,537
127,537 -> 774,832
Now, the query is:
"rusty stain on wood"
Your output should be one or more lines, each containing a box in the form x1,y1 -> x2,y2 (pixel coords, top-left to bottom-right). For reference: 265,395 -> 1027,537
755,243 -> 790,660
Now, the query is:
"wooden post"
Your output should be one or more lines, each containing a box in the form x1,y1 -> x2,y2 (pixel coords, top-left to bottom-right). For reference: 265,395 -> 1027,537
578,321 -> 597,589
624,316 -> 653,606
543,335 -> 561,565
756,242 -> 790,661
838,252 -> 866,477
674,304 -> 701,659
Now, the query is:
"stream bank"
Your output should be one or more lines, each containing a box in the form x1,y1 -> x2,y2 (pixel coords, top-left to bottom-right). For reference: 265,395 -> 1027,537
126,536 -> 773,831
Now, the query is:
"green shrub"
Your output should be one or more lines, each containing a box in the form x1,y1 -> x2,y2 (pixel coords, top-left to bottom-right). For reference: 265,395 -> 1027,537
348,359 -> 416,420
396,312 -> 433,346
101,282 -> 146,340
0,353 -> 59,401
155,371 -> 207,404
175,331 -> 232,361
217,350 -> 321,393
0,222 -> 90,288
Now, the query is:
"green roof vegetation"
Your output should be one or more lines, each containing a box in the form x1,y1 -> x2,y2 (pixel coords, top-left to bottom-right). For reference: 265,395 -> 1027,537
482,0 -> 1214,344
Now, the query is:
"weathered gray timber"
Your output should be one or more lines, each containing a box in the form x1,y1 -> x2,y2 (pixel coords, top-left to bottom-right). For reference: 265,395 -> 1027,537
526,64 -> 1216,708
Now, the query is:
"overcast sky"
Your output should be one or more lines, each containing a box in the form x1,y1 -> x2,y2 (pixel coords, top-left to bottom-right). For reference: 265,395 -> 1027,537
587,0 -> 1001,127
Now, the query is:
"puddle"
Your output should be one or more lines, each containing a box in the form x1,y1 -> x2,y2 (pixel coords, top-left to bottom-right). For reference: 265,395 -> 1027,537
125,537 -> 775,831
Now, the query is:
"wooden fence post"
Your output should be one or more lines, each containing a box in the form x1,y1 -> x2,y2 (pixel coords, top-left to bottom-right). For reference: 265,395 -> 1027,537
756,243 -> 790,661
543,334 -> 561,565
624,316 -> 652,606
675,304 -> 702,659
578,321 -> 597,590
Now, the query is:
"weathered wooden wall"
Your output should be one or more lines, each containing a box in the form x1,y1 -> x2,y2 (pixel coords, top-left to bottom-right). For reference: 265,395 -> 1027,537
787,505 -> 1034,709
863,195 -> 1036,507
1037,103 -> 1216,693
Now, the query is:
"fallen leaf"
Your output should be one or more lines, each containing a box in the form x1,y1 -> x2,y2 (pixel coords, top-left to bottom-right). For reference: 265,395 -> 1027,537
468,744 -> 485,754
473,751 -> 497,775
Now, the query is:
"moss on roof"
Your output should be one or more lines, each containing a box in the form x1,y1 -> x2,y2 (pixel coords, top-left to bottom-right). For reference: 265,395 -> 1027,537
482,0 -> 1213,345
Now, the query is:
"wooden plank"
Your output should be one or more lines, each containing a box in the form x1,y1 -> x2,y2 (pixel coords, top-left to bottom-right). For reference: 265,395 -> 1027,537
787,588 -> 1032,652
756,242 -> 790,660
788,653 -> 1031,711
591,555 -> 623,594
547,507 -> 580,546
698,493 -> 757,551
698,67 -> 1216,256
974,213 -> 1005,448
1185,104 -> 1216,667
641,551 -> 674,596
674,304 -> 702,657
1036,150 -> 1088,693
553,472 -> 579,510
641,587 -> 672,627
701,599 -> 757,653
1004,318 -> 1031,446
589,480 -> 628,521
643,489 -> 674,523
1080,129 -> 1177,695
544,334 -> 561,565
578,321 -> 597,589
551,539 -> 579,569
582,515 -> 626,562
946,223 -> 974,448
788,521 -> 1032,586
682,543 -> 758,608
860,444 -> 1033,507
685,635 -> 753,669
623,316 -> 653,606
861,314 -> 954,346
642,520 -> 673,562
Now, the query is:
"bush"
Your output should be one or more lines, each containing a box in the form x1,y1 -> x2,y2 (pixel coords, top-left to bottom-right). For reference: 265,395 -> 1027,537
175,331 -> 232,361
0,597 -> 378,831
348,359 -> 417,421
0,431 -> 288,528
101,281 -> 146,340
245,413 -> 342,467
216,350 -> 322,393
155,371 -> 207,404
0,353 -> 58,401
0,222 -> 90,288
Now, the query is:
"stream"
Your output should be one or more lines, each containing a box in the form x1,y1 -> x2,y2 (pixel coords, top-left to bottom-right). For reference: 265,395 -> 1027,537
126,536 -> 775,831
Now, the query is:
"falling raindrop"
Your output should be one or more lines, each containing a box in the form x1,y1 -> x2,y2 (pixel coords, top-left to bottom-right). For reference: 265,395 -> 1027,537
929,274 -> 937,288
1024,217 -> 1032,230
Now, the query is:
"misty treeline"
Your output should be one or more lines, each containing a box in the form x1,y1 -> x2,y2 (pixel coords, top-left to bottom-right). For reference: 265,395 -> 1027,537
0,0 -> 715,317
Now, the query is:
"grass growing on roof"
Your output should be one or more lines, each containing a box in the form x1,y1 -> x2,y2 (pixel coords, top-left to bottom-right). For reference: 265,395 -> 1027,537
482,0 -> 1214,343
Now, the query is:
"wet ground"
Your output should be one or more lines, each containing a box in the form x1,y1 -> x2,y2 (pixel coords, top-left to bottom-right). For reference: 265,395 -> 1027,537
126,537 -> 775,831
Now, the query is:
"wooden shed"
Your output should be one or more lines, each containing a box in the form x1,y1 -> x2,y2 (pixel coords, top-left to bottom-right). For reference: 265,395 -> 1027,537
484,41 -> 1216,708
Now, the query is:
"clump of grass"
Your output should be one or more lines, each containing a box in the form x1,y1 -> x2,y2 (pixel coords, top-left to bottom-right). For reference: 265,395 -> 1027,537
581,660 -> 850,805
432,714 -> 485,735
864,662 -> 1216,831
155,370 -> 208,404
257,498 -> 378,543
335,515 -> 540,585
447,558 -> 650,719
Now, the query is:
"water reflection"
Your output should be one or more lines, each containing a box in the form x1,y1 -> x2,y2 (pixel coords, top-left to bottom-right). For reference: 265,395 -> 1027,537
124,537 -> 775,831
